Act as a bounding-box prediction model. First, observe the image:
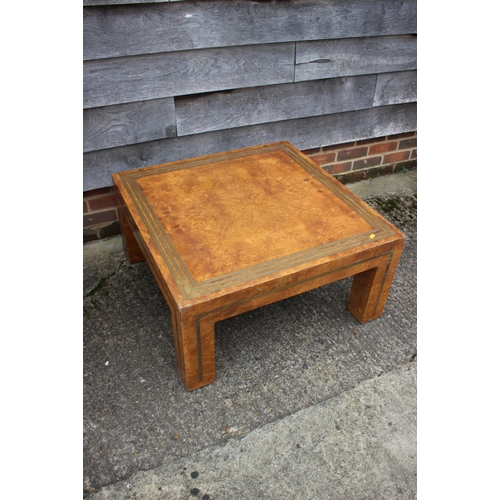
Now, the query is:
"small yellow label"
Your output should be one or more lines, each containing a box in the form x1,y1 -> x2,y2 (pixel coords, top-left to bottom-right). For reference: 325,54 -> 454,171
370,234 -> 375,239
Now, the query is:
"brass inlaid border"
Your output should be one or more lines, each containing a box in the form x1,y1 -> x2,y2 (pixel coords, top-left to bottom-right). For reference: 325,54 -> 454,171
120,142 -> 398,299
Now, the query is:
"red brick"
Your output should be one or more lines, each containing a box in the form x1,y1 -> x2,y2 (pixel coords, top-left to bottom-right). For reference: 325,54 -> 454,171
88,194 -> 118,211
369,141 -> 398,155
323,142 -> 355,152
302,147 -> 322,156
83,228 -> 99,243
323,161 -> 352,175
84,187 -> 113,199
367,165 -> 396,178
411,149 -> 417,159
335,170 -> 367,184
399,138 -> 417,149
391,132 -> 416,140
353,156 -> 382,170
338,146 -> 368,161
83,209 -> 118,229
84,200 -> 88,214
383,151 -> 410,163
99,221 -> 121,239
356,136 -> 386,146
309,152 -> 336,167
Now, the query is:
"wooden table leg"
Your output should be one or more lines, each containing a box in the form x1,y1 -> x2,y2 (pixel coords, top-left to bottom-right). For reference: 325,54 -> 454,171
171,310 -> 216,391
116,203 -> 146,265
347,245 -> 403,323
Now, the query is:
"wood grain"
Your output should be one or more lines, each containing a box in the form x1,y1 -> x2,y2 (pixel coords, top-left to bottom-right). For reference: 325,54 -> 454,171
374,70 -> 417,107
115,191 -> 146,264
175,75 -> 377,137
295,35 -> 417,82
84,98 -> 176,152
84,43 -> 295,109
112,141 -> 406,389
84,0 -> 171,5
84,0 -> 417,60
347,243 -> 404,323
135,150 -> 373,283
84,103 -> 417,191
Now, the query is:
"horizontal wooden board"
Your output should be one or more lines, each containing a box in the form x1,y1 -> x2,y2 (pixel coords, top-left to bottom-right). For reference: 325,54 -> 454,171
84,1 -> 173,5
176,75 -> 377,137
84,0 -> 417,60
84,43 -> 295,109
295,35 -> 417,82
84,98 -> 176,152
84,103 -> 417,190
374,70 -> 417,106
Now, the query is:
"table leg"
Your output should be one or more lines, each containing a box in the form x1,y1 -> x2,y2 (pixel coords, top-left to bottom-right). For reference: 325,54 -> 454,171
116,204 -> 146,264
347,246 -> 403,323
171,310 -> 216,391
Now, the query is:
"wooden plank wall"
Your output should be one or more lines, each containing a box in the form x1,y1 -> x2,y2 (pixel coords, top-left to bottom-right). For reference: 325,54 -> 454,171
83,0 -> 417,191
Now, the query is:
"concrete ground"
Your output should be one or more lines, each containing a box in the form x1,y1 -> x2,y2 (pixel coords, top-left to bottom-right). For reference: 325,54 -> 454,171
83,170 -> 417,499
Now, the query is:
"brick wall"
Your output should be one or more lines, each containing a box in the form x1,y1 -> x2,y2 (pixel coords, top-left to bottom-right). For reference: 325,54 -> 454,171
83,188 -> 121,242
303,132 -> 417,183
83,132 -> 416,242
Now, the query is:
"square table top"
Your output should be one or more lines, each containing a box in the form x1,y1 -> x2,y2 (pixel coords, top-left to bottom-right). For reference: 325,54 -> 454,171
112,142 -> 403,306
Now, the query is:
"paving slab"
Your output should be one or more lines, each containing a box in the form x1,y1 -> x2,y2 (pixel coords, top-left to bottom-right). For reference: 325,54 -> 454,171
83,170 -> 417,498
90,361 -> 417,500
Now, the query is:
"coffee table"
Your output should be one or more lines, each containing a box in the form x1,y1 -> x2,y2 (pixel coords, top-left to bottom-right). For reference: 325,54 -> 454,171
112,142 -> 405,391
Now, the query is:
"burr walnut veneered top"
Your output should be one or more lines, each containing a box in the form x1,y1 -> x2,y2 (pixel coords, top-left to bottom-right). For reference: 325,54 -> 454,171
133,146 -> 373,282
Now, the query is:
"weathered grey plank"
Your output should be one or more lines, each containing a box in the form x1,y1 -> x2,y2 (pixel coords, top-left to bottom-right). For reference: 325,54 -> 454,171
84,43 -> 295,109
374,70 -> 417,106
84,1 -> 174,5
84,103 -> 417,190
83,98 -> 176,153
295,35 -> 417,82
84,0 -> 417,60
176,75 -> 377,136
